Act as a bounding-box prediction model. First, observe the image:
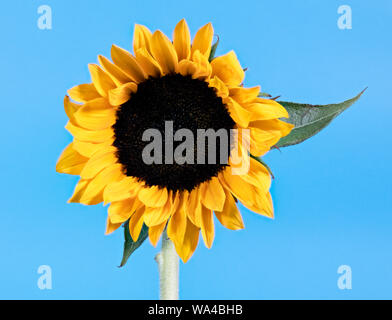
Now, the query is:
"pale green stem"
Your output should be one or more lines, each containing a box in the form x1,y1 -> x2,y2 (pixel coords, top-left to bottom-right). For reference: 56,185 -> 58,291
155,230 -> 179,300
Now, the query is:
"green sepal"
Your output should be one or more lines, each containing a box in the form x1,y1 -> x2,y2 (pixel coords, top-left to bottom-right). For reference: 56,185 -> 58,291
119,220 -> 149,267
208,36 -> 219,62
258,92 -> 272,98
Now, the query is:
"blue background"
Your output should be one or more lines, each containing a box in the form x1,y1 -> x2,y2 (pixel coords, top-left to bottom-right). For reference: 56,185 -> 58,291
0,0 -> 391,299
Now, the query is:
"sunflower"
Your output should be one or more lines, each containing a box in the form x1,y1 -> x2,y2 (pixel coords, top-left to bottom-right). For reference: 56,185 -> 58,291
56,19 -> 293,262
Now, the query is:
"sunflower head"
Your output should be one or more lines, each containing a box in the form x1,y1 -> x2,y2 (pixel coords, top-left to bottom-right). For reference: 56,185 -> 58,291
56,19 -> 293,262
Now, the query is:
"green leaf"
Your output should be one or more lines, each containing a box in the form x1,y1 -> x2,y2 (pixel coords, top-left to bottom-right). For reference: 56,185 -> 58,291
119,221 -> 149,267
275,88 -> 366,148
208,36 -> 219,62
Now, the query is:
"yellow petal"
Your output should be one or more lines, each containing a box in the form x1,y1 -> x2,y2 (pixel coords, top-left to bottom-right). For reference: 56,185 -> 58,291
150,30 -> 178,74
108,199 -> 134,224
67,83 -> 100,103
229,86 -> 260,104
135,48 -> 162,78
144,206 -> 168,227
80,163 -> 123,204
173,19 -> 191,61
211,51 -> 244,86
112,197 -> 143,225
192,22 -> 213,58
80,147 -> 118,179
175,218 -> 200,263
245,188 -> 274,218
229,132 -> 252,174
191,50 -> 212,79
185,187 -> 202,227
72,138 -> 114,158
68,179 -> 103,205
209,76 -> 229,99
262,191 -> 274,217
138,185 -> 168,208
167,195 -> 187,246
178,59 -> 198,77
220,170 -> 273,218
200,205 -> 214,248
105,216 -> 122,235
103,176 -> 141,205
143,192 -> 175,227
200,177 -> 226,212
65,121 -> 114,143
246,100 -> 289,121
108,82 -> 137,106
249,127 -> 280,156
56,143 -> 88,175
98,55 -> 132,86
73,98 -> 116,130
239,157 -> 271,191
129,206 -> 146,241
84,195 -> 104,205
220,169 -> 257,206
250,119 -> 294,138
148,221 -> 167,247
68,179 -> 88,203
215,189 -> 244,230
226,97 -> 251,128
111,44 -> 146,83
64,95 -> 81,121
88,64 -> 116,98
133,24 -> 153,54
